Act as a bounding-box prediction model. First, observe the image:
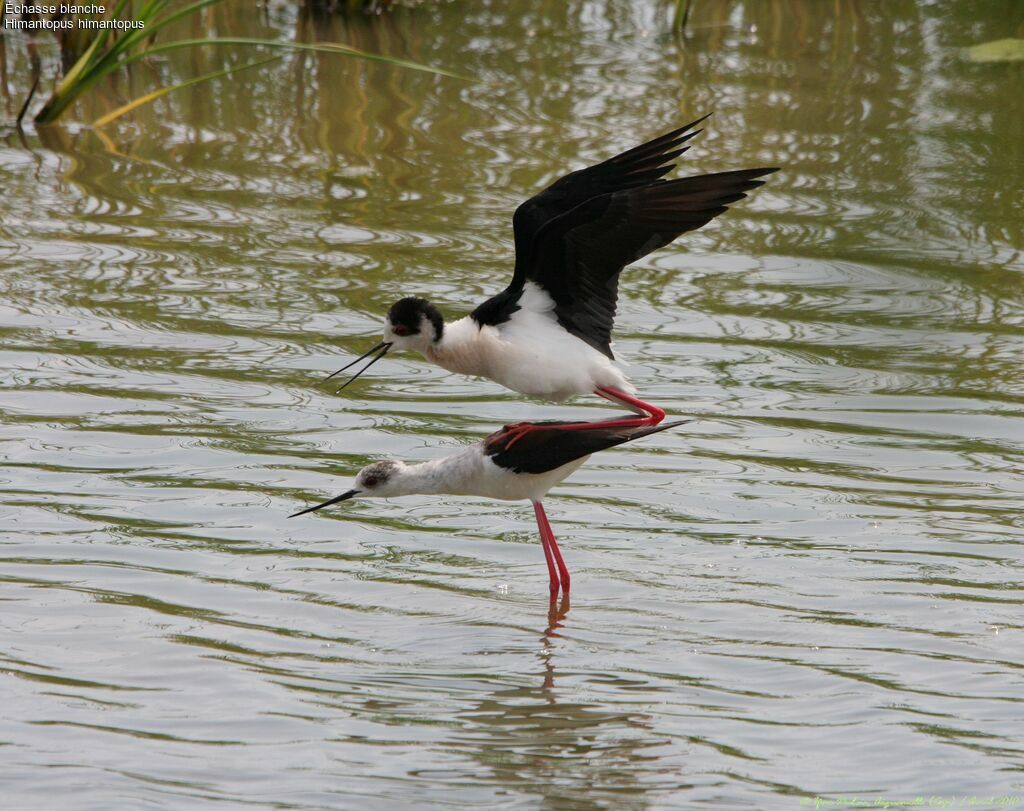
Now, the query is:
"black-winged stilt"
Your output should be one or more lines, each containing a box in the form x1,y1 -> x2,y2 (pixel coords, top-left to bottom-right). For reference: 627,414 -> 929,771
290,416 -> 688,595
330,115 -> 776,442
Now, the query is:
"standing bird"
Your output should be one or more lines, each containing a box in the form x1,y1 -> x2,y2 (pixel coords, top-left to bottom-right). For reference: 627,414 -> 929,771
290,417 -> 688,596
331,115 -> 776,444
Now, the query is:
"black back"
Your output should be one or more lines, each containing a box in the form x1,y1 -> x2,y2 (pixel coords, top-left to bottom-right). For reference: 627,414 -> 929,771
484,418 -> 689,475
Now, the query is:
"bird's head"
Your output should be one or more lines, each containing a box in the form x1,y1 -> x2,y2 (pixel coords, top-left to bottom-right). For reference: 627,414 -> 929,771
353,459 -> 410,498
289,460 -> 412,518
327,297 -> 444,390
383,296 -> 444,353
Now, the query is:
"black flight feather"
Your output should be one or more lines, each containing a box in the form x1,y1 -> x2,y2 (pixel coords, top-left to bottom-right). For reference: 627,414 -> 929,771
472,115 -> 712,329
484,418 -> 690,475
471,116 -> 778,360
527,166 -> 777,358
510,113 -> 712,279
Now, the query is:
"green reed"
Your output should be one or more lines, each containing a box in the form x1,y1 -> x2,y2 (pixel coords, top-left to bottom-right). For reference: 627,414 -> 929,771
27,0 -> 462,127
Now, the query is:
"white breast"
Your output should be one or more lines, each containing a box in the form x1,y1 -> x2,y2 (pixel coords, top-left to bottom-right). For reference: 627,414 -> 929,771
427,283 -> 633,401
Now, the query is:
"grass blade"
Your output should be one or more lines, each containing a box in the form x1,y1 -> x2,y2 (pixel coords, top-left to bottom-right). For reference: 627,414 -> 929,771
112,0 -> 224,56
92,54 -> 281,127
133,37 -> 472,80
35,1 -> 468,125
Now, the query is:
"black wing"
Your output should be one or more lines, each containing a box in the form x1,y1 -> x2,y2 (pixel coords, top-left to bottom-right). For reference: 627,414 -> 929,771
484,418 -> 689,475
472,118 -> 779,357
528,167 -> 778,357
471,117 -> 710,328
512,115 -> 711,278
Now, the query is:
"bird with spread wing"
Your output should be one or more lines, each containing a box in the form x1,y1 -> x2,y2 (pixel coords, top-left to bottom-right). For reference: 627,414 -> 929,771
330,115 -> 777,443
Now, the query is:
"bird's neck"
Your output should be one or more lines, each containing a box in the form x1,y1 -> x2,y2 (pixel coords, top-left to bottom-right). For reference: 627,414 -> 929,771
390,453 -> 477,498
423,316 -> 489,377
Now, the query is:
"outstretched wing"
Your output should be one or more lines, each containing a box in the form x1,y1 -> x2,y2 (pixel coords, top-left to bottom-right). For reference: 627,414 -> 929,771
511,115 -> 711,278
484,418 -> 689,475
528,167 -> 778,357
471,118 -> 779,358
470,117 -> 710,329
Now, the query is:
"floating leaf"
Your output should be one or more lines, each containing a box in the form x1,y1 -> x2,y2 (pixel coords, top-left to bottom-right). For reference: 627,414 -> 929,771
964,38 -> 1024,63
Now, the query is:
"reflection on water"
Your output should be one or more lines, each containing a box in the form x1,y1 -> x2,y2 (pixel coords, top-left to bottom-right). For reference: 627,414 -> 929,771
2,0 -> 1024,807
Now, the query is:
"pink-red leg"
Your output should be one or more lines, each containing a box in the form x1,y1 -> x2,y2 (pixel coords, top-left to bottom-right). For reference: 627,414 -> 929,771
533,501 -> 560,596
594,386 -> 666,426
499,387 -> 666,449
533,501 -> 570,593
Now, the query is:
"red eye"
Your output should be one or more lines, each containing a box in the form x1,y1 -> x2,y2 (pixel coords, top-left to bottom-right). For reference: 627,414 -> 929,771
363,476 -> 378,487
392,325 -> 411,337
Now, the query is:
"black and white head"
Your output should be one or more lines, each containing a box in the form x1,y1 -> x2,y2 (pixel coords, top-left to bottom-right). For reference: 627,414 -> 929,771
383,297 -> 444,353
289,460 -> 411,517
328,297 -> 444,390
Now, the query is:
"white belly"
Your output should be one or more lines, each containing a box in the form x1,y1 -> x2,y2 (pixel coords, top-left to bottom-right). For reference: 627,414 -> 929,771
476,456 -> 590,501
427,313 -> 633,401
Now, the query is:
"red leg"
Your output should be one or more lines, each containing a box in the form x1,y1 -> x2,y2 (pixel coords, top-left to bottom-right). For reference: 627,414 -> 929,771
517,385 -> 664,433
496,422 -> 543,449
533,501 -> 560,596
595,386 -> 666,426
498,388 -> 666,449
534,501 -> 570,593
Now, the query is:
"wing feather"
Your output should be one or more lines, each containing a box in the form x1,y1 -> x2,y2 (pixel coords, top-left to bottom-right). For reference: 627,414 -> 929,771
527,167 -> 779,357
473,119 -> 778,354
484,419 -> 689,475
474,118 -> 712,328
510,115 -> 712,284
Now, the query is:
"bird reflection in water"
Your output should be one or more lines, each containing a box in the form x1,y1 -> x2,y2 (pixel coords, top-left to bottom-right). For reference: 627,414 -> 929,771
539,593 -> 571,690
449,595 -> 661,807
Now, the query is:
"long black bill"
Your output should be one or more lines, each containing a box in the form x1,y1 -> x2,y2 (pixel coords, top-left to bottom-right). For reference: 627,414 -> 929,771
326,341 -> 392,392
289,489 -> 360,518
325,339 -> 393,380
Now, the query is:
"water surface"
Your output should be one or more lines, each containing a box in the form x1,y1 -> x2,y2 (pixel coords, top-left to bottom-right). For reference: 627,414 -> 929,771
2,1 -> 1024,807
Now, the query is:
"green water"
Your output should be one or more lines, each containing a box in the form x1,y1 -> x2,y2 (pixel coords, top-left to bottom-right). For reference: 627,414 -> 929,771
2,1 -> 1023,807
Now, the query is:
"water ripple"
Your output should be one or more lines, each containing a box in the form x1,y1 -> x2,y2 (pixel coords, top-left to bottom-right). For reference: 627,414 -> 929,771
2,0 -> 1024,807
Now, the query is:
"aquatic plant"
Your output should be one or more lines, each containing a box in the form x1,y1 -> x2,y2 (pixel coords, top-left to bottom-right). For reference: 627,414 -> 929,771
19,0 -> 461,127
304,0 -> 395,13
673,0 -> 693,35
964,38 -> 1024,63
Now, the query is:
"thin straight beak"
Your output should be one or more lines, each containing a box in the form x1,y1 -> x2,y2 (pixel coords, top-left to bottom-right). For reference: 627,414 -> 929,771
289,489 -> 360,518
329,342 -> 392,392
325,341 -> 392,382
